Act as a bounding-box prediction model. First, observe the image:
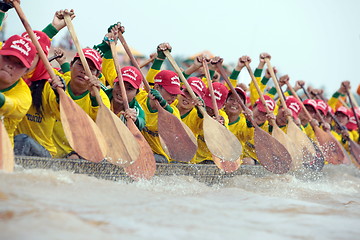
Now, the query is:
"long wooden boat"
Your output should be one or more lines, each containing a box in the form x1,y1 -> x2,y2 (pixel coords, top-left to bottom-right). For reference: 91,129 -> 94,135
14,156 -> 281,184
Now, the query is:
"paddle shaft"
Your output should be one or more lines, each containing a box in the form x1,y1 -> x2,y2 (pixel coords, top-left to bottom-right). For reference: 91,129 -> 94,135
109,41 -> 130,109
202,61 -> 220,120
117,32 -> 151,92
13,2 -> 60,85
64,15 -> 104,105
139,58 -> 155,69
215,62 -> 258,127
243,62 -> 279,126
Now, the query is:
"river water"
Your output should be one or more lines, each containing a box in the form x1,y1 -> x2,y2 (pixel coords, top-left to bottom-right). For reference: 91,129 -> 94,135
0,164 -> 359,240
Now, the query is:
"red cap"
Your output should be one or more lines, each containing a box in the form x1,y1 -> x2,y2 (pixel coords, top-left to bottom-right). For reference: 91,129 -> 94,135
74,48 -> 102,71
255,95 -> 275,112
154,70 -> 183,95
228,87 -> 247,104
0,35 -> 36,68
21,30 -> 51,55
315,99 -> 328,115
182,77 -> 206,98
114,66 -> 142,89
203,82 -> 228,109
286,96 -> 302,119
335,106 -> 350,118
303,99 -> 317,110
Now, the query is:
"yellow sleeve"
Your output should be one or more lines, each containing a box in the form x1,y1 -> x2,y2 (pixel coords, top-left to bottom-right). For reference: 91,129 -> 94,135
102,58 -> 117,88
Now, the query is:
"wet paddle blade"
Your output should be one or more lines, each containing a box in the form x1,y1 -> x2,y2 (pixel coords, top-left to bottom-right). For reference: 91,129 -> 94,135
203,114 -> 242,162
124,120 -> 156,180
58,90 -> 107,162
254,127 -> 292,174
96,105 -> 140,167
157,106 -> 197,162
286,120 -> 317,170
313,126 -> 348,164
0,120 -> 14,172
212,155 -> 241,173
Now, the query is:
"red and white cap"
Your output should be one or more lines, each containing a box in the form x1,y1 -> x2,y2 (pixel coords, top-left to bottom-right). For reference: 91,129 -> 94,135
74,48 -> 102,71
315,99 -> 328,115
228,87 -> 247,104
303,99 -> 317,110
21,30 -> 51,55
286,96 -> 302,119
182,77 -> 206,98
114,66 -> 142,89
255,95 -> 276,113
154,70 -> 183,95
0,35 -> 36,68
203,82 -> 228,109
335,106 -> 350,118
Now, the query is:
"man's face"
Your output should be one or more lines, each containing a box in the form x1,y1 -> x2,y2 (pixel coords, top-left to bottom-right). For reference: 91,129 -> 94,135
177,90 -> 194,111
0,55 -> 29,89
225,94 -> 242,116
335,112 -> 349,126
70,58 -> 99,89
112,81 -> 137,105
253,105 -> 267,125
155,85 -> 178,105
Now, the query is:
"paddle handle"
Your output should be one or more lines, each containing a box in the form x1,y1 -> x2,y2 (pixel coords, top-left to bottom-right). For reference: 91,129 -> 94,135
109,41 -> 130,110
202,60 -> 220,120
64,14 -> 103,106
117,31 -> 151,92
215,62 -> 258,127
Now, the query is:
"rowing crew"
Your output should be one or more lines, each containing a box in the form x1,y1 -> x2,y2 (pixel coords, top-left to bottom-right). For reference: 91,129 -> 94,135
0,5 -> 359,168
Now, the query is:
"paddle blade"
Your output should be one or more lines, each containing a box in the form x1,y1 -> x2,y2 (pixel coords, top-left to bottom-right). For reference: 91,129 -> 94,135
286,120 -> 317,170
58,90 -> 107,162
212,155 -> 241,173
0,121 -> 14,172
157,107 -> 197,162
349,139 -> 360,166
313,126 -> 348,164
124,120 -> 156,180
96,105 -> 140,167
254,127 -> 292,174
203,115 -> 242,162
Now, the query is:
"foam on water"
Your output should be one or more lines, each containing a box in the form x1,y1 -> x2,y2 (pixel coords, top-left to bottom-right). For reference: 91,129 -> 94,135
0,164 -> 359,240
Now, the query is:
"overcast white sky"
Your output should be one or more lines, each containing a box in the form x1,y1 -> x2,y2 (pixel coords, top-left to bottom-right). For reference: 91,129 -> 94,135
4,0 -> 360,97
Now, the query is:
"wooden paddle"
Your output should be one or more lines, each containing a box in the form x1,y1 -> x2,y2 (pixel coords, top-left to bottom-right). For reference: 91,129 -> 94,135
264,59 -> 316,170
243,62 -> 300,169
285,82 -> 325,170
13,2 -> 107,162
164,51 -> 242,162
216,62 -> 292,174
64,15 -> 140,166
346,88 -> 360,137
117,32 -> 197,162
139,57 -> 155,69
300,85 -> 349,164
202,60 -> 241,172
0,117 -> 14,172
108,41 -> 156,180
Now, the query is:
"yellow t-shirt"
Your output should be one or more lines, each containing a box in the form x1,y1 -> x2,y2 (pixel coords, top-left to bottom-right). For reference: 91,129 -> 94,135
15,81 -> 60,156
0,79 -> 32,145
